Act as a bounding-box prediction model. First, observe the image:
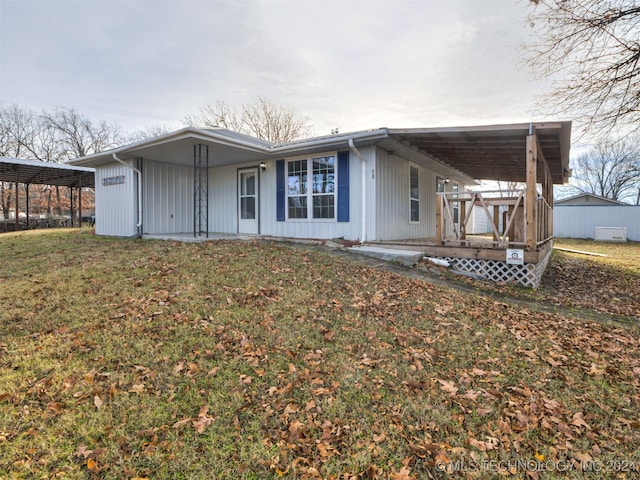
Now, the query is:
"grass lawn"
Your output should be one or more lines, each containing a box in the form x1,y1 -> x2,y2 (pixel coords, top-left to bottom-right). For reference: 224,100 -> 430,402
1,230 -> 639,479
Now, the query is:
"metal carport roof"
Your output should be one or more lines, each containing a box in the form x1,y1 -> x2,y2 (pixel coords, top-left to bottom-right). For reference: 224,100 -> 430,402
0,157 -> 95,188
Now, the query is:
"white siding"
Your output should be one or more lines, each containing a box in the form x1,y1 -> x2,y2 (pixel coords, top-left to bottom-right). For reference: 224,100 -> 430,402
554,206 -> 640,241
208,163 -> 245,234
374,148 -> 436,240
94,162 -> 137,237
467,207 -> 489,234
142,161 -> 193,234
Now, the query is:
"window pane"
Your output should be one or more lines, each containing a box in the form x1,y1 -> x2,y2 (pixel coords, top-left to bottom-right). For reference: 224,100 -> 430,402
313,194 -> 335,219
241,197 -> 256,219
241,173 -> 255,196
411,199 -> 419,222
312,156 -> 335,194
288,160 -> 307,195
410,166 -> 419,200
288,197 -> 307,219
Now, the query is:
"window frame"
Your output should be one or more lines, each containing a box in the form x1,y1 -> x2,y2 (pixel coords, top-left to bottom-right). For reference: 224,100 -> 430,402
285,152 -> 338,222
409,163 -> 420,223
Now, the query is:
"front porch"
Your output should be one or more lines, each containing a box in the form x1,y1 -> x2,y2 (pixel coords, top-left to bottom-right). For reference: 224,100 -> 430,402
384,122 -> 571,288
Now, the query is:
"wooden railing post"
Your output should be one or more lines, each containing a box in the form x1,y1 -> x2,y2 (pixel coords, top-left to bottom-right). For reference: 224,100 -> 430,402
459,200 -> 466,240
436,193 -> 443,244
525,134 -> 537,251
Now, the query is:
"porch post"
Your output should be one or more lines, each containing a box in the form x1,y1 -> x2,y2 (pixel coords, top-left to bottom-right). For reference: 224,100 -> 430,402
435,194 -> 443,244
536,136 -> 553,244
459,200 -> 466,240
525,134 -> 537,251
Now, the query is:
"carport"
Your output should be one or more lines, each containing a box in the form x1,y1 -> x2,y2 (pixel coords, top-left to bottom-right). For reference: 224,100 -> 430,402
0,157 -> 95,231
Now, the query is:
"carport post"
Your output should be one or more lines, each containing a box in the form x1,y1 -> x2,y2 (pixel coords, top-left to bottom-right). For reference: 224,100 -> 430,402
15,167 -> 19,231
69,186 -> 74,228
78,179 -> 82,228
25,184 -> 30,229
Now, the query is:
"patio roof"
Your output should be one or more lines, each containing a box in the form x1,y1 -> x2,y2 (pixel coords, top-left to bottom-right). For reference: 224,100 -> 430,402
0,157 -> 95,188
387,121 -> 572,184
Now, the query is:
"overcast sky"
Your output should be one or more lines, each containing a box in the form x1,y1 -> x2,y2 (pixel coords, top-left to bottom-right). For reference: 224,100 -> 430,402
0,0 -> 551,136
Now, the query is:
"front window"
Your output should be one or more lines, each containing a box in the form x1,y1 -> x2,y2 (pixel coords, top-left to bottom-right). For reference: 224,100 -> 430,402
287,154 -> 336,220
287,160 -> 307,219
410,164 -> 419,222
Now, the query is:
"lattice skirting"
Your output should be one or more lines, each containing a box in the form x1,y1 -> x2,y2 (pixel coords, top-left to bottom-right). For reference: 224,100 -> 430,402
437,248 -> 552,288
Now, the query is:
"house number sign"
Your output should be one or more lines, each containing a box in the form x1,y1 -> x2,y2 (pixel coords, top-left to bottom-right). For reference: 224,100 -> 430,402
102,175 -> 125,186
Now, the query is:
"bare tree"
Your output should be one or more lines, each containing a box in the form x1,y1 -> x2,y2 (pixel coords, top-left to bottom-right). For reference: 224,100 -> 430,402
0,104 -> 38,219
570,137 -> 640,202
526,1 -> 640,137
126,125 -> 172,143
0,104 -> 124,219
42,107 -> 123,159
184,97 -> 313,143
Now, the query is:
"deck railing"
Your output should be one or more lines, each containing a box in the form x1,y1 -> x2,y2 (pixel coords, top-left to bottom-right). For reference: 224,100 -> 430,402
436,189 -> 553,251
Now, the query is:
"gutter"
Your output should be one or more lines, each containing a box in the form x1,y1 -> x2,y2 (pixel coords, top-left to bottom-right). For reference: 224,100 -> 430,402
112,153 -> 143,235
348,138 -> 367,244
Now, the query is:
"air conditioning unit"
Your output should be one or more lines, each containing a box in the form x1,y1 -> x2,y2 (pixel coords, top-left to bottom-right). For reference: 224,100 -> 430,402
595,227 -> 627,242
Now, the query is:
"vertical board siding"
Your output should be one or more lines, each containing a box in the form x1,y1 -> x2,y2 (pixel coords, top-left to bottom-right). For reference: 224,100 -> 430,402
554,206 -> 640,241
142,161 -> 193,234
208,164 -> 241,233
375,148 -> 435,241
95,162 -> 137,236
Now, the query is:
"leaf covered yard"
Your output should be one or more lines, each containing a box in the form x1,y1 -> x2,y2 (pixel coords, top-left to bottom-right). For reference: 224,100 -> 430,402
1,231 -> 639,479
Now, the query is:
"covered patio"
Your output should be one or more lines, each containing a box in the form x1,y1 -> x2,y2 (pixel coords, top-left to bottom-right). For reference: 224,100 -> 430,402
385,121 -> 572,287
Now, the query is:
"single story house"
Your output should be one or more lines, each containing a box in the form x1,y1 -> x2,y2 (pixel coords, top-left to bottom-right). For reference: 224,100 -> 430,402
69,121 -> 571,287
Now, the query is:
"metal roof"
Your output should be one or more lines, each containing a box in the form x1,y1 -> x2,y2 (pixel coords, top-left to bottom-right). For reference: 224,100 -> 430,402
0,157 -> 95,188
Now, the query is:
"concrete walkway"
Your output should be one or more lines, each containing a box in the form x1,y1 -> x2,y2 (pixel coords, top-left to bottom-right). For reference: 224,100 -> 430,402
346,245 -> 425,266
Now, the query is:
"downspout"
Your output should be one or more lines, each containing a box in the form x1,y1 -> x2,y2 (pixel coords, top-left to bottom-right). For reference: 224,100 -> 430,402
112,153 -> 143,236
348,138 -> 367,243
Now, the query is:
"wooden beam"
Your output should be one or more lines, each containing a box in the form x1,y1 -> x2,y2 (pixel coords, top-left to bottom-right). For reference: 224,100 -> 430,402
435,194 -> 443,244
525,135 -> 537,251
423,245 -> 542,264
459,200 -> 466,240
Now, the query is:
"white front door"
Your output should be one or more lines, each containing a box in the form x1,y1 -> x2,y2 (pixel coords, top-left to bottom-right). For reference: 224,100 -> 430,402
238,168 -> 259,234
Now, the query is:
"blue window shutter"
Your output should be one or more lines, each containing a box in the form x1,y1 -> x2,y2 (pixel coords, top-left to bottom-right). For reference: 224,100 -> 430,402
276,159 -> 285,221
337,151 -> 349,222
